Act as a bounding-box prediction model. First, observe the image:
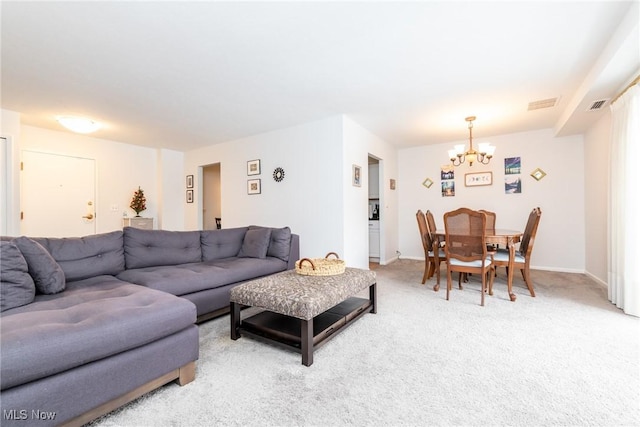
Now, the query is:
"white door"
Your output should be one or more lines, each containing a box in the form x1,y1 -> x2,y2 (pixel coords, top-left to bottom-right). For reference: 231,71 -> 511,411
1,137 -> 8,235
21,150 -> 96,237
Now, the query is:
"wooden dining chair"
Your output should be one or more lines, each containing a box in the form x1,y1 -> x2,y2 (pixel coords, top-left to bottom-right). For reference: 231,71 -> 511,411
478,209 -> 497,251
489,207 -> 542,298
416,210 -> 444,287
443,208 -> 495,306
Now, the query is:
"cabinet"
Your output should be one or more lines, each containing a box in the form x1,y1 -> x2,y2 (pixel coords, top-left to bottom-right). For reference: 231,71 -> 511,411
369,221 -> 380,258
123,217 -> 154,230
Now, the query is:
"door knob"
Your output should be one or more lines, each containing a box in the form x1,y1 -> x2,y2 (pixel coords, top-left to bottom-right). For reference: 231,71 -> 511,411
83,213 -> 94,220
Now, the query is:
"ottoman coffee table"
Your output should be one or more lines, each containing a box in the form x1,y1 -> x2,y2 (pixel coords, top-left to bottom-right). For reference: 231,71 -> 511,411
230,267 -> 377,366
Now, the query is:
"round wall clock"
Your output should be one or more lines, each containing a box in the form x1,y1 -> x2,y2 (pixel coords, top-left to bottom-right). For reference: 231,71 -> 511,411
273,167 -> 285,182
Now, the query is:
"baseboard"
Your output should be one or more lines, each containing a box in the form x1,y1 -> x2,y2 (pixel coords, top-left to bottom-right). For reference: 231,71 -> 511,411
584,271 -> 608,289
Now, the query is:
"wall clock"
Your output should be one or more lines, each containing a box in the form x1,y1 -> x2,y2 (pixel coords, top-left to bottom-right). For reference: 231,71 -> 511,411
273,167 -> 285,182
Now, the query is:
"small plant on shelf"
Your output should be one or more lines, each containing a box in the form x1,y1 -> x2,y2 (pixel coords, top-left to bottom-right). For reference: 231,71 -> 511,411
130,186 -> 146,217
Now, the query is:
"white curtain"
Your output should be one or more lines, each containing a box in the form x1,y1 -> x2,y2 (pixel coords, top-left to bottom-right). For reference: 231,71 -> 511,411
608,83 -> 640,317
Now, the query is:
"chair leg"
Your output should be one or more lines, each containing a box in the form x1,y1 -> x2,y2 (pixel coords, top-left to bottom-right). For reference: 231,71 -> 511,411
421,259 -> 429,284
488,267 -> 496,298
427,260 -> 436,279
522,267 -> 536,297
446,269 -> 452,301
480,273 -> 485,306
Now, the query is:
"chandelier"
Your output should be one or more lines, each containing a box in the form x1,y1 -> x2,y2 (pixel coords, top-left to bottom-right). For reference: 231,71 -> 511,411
448,116 -> 495,167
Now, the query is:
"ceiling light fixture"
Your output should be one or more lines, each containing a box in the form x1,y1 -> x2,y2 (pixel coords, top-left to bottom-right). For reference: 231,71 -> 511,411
56,116 -> 101,134
448,116 -> 495,167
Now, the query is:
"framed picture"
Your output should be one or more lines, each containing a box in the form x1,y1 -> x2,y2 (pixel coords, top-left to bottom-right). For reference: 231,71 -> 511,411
505,157 -> 521,175
247,179 -> 261,195
186,175 -> 193,188
441,180 -> 455,197
441,166 -> 454,180
505,177 -> 522,194
390,179 -> 396,190
530,168 -> 547,181
186,189 -> 193,203
352,164 -> 361,187
247,159 -> 261,176
465,171 -> 493,187
422,177 -> 434,189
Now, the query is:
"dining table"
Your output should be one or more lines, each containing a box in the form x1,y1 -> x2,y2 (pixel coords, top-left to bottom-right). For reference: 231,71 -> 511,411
432,228 -> 524,302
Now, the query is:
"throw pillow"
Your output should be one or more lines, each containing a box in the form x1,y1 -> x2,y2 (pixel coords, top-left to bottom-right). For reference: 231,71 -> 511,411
238,228 -> 272,258
14,236 -> 66,294
1,241 -> 36,312
266,227 -> 292,262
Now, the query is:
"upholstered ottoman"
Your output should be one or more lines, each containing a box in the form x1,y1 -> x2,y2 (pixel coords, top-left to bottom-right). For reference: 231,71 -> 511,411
230,268 -> 376,366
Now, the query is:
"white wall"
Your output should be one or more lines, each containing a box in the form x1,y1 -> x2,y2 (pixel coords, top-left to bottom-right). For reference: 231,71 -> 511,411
184,116 -> 345,260
157,148 -> 185,230
342,116 -> 399,267
398,128 -> 586,273
583,112 -> 611,284
17,125 -> 167,234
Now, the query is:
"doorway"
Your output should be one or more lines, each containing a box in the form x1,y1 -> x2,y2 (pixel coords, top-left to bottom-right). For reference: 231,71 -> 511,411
202,163 -> 221,230
368,155 -> 381,265
21,150 -> 96,237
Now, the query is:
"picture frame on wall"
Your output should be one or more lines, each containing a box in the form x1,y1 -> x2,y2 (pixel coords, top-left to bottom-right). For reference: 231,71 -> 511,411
465,171 -> 493,187
247,159 -> 261,176
186,175 -> 194,188
352,164 -> 361,187
186,189 -> 194,203
247,179 -> 261,195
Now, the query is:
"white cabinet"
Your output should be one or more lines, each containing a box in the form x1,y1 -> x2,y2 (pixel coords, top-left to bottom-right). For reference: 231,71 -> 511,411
123,217 -> 154,230
369,220 -> 380,258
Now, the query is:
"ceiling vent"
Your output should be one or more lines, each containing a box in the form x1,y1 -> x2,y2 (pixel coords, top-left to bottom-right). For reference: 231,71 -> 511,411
587,99 -> 608,111
527,98 -> 558,111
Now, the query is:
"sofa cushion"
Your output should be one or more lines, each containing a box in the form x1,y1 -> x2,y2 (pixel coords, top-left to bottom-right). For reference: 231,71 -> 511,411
117,257 -> 288,296
200,227 -> 248,261
238,227 -> 272,258
266,227 -> 292,262
0,241 -> 36,312
0,276 -> 197,390
124,227 -> 202,269
33,231 -> 125,282
13,236 -> 66,294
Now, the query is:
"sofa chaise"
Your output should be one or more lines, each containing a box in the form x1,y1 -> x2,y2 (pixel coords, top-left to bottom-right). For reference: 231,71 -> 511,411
0,225 -> 299,426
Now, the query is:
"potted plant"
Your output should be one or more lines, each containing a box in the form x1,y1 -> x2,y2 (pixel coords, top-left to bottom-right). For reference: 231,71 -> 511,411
130,186 -> 147,217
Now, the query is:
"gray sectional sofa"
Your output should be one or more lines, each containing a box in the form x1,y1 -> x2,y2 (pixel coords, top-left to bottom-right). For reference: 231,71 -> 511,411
0,225 -> 299,427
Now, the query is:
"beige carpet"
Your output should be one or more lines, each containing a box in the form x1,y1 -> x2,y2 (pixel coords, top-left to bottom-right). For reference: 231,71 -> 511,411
91,260 -> 640,426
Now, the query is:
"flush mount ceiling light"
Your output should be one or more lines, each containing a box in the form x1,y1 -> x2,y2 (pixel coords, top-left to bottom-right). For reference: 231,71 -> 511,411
447,116 -> 495,167
56,116 -> 101,134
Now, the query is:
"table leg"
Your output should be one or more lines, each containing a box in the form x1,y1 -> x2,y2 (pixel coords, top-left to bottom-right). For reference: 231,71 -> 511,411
507,239 -> 517,302
301,318 -> 313,366
370,283 -> 378,314
230,302 -> 241,340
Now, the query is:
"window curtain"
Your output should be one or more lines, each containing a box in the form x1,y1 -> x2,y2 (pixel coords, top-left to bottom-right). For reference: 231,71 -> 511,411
608,83 -> 640,317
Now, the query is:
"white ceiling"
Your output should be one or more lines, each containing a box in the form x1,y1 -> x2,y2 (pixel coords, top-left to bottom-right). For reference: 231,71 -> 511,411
2,1 -> 638,151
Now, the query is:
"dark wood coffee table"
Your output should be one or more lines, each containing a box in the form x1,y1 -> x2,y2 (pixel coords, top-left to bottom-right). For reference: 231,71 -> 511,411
230,268 -> 377,366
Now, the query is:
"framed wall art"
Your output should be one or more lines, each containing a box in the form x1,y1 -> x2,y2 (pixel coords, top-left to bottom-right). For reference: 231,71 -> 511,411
423,177 -> 434,189
247,179 -> 261,195
247,159 -> 261,176
186,189 -> 194,203
352,164 -> 361,187
465,171 -> 493,187
186,175 -> 194,188
530,168 -> 547,181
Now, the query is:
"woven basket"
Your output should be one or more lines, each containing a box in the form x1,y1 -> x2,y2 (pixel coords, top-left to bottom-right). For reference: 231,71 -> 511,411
295,252 -> 345,276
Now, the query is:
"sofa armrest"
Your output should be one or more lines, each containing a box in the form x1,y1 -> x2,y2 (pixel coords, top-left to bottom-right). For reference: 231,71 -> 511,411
287,234 -> 300,270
